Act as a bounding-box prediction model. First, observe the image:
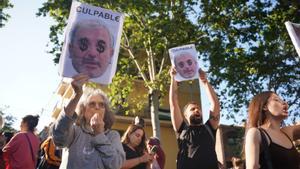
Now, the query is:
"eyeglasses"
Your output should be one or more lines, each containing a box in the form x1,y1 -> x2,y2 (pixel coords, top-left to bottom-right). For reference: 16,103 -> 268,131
87,101 -> 105,109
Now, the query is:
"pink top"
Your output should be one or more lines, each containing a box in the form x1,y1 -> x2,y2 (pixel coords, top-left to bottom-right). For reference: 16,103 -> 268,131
3,132 -> 40,169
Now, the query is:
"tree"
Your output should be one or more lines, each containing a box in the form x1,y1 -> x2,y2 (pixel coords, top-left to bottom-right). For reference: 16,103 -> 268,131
37,0 -> 200,138
38,0 -> 300,134
0,106 -> 17,133
197,0 -> 300,123
0,0 -> 13,28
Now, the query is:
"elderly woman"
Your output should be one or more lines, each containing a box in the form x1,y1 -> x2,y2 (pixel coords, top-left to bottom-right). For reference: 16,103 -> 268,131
51,74 -> 125,169
121,124 -> 154,169
245,91 -> 300,169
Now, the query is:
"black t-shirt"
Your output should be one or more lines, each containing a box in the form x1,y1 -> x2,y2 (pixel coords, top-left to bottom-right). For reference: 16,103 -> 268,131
176,120 -> 218,169
122,143 -> 147,169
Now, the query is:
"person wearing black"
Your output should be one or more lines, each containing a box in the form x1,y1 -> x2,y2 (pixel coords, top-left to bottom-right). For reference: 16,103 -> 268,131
121,123 -> 154,169
169,67 -> 221,169
245,91 -> 300,169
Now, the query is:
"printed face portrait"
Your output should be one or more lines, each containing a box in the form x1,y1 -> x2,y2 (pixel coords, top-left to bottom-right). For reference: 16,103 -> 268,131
69,22 -> 114,78
174,53 -> 198,78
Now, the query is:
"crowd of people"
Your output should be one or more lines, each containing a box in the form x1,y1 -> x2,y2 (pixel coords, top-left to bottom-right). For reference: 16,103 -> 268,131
0,68 -> 299,169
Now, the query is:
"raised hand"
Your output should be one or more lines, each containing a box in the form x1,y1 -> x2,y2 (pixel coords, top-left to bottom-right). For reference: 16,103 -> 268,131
71,73 -> 90,95
198,68 -> 208,84
90,112 -> 105,135
169,67 -> 177,78
139,151 -> 154,163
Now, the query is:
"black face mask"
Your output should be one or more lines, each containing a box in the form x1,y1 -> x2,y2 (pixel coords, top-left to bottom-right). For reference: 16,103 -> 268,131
189,114 -> 202,125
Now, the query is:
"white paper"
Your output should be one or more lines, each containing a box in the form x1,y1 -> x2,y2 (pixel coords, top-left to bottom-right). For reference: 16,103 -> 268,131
169,44 -> 199,82
58,1 -> 124,84
285,21 -> 300,58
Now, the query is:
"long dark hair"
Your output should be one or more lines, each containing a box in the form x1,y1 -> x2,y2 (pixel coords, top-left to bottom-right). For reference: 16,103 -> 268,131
121,124 -> 146,155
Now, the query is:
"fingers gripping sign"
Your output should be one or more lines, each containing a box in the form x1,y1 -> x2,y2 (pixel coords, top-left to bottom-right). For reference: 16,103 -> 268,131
169,67 -> 177,77
198,68 -> 207,84
71,73 -> 90,94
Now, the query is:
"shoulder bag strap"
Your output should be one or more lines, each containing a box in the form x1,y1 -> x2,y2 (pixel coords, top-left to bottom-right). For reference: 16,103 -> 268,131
24,133 -> 35,162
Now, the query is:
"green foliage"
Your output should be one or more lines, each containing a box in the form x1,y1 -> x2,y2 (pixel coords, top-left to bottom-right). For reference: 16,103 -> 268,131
0,0 -> 13,27
38,0 -> 300,123
38,0 -> 200,118
0,106 -> 17,133
197,0 -> 300,123
108,71 -> 136,116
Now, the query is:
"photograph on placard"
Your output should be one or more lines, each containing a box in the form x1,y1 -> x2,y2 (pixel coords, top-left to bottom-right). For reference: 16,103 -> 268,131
58,1 -> 124,84
169,44 -> 199,82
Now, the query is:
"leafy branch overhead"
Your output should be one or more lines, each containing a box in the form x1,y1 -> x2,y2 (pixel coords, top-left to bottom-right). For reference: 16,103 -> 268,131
198,1 -> 300,123
0,0 -> 13,28
37,0 -> 199,116
38,0 -> 300,124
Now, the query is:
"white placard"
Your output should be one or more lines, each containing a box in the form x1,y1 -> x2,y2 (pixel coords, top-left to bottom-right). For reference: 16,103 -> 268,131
169,44 -> 199,81
58,1 -> 124,84
285,21 -> 300,58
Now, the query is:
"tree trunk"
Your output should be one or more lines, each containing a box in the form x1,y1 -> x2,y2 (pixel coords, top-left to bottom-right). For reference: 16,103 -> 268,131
149,88 -> 160,139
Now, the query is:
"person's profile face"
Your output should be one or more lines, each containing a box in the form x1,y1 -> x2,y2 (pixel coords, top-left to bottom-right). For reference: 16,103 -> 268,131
175,53 -> 197,78
265,94 -> 289,119
70,26 -> 113,78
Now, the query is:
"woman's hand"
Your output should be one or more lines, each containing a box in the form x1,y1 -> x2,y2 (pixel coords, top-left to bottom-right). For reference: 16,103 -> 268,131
90,113 -> 105,135
139,152 -> 154,163
71,73 -> 89,95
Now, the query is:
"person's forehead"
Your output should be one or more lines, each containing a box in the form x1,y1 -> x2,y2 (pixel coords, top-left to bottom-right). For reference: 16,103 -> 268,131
87,94 -> 104,102
176,54 -> 193,61
187,103 -> 200,109
133,128 -> 143,135
268,93 -> 280,100
76,26 -> 110,39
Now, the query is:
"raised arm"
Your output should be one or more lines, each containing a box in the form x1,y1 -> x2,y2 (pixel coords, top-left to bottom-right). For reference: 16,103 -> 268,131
169,68 -> 184,132
65,74 -> 89,117
52,74 -> 89,147
199,69 -> 220,129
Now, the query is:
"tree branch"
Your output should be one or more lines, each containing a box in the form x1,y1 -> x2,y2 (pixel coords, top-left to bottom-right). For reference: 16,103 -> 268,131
123,32 -> 150,87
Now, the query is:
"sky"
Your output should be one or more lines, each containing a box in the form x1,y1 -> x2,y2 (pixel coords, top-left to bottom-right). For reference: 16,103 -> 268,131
0,0 -> 61,131
0,0 -> 232,132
